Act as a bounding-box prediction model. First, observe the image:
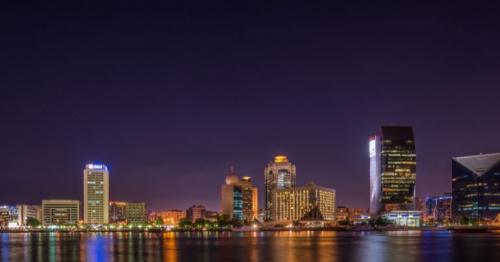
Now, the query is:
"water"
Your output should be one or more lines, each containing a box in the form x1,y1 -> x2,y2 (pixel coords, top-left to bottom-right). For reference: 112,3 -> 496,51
0,231 -> 499,261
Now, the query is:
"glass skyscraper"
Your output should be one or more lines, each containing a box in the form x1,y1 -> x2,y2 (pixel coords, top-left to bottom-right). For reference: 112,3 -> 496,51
264,156 -> 296,220
452,153 -> 500,222
369,126 -> 417,215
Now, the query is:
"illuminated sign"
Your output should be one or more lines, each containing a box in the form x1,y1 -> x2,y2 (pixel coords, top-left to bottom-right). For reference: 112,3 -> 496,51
87,164 -> 107,170
369,139 -> 377,157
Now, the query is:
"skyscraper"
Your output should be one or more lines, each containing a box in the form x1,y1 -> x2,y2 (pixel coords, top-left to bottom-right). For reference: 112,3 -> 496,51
264,155 -> 296,220
220,168 -> 258,222
83,163 -> 109,224
452,153 -> 500,222
369,126 -> 416,215
239,176 -> 258,222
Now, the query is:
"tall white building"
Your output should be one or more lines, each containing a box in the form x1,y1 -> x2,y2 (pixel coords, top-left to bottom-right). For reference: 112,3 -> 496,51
83,163 -> 109,224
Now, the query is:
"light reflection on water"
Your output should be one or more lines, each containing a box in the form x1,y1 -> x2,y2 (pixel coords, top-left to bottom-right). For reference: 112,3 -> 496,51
0,231 -> 498,261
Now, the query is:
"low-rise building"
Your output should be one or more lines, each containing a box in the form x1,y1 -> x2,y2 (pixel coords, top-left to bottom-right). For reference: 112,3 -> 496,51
125,202 -> 147,225
42,200 -> 80,226
186,205 -> 206,222
382,210 -> 422,227
151,210 -> 186,225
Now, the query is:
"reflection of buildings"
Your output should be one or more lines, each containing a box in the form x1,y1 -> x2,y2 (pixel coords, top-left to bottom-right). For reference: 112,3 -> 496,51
382,210 -> 421,227
221,167 -> 258,222
271,182 -> 335,223
370,126 -> 417,215
125,202 -> 147,225
151,210 -> 186,225
265,156 -> 296,220
424,193 -> 452,223
186,205 -> 206,222
83,163 -> 109,224
452,153 -> 500,222
42,200 -> 80,226
109,201 -> 127,223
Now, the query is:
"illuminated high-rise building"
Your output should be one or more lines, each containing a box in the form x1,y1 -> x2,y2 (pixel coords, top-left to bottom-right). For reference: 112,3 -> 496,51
83,163 -> 109,224
264,155 -> 296,220
452,153 -> 500,222
271,182 -> 335,222
369,126 -> 416,215
220,167 -> 258,222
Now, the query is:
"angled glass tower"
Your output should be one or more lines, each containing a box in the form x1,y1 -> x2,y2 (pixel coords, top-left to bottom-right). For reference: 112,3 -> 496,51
452,153 -> 500,222
369,126 -> 416,215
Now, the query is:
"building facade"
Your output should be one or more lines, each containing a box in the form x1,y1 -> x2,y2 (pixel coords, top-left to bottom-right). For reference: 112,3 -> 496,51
221,168 -> 258,222
125,202 -> 147,225
452,153 -> 500,222
370,126 -> 417,215
152,210 -> 186,226
83,163 -> 109,224
264,155 -> 296,220
271,182 -> 335,223
382,210 -> 421,227
42,200 -> 80,226
17,205 -> 42,226
186,205 -> 206,222
424,193 -> 452,224
109,201 -> 127,223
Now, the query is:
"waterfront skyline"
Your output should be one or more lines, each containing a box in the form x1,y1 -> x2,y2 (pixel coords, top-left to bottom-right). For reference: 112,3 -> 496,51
2,2 -> 500,211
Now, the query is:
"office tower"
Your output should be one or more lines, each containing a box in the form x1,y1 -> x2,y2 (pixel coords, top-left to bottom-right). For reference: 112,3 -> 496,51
125,202 -> 147,225
221,168 -> 258,222
264,155 -> 296,220
240,176 -> 258,222
369,126 -> 417,215
271,182 -> 336,222
221,169 -> 243,221
109,201 -> 127,223
83,163 -> 109,224
42,200 -> 80,226
151,210 -> 186,226
452,153 -> 500,222
424,193 -> 452,223
186,205 -> 206,222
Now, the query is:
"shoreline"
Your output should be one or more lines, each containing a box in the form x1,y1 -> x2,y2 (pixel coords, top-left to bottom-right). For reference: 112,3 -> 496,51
1,227 -> 499,234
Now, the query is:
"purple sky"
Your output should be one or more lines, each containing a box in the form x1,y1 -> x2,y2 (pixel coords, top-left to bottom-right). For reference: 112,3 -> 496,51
2,2 -> 500,211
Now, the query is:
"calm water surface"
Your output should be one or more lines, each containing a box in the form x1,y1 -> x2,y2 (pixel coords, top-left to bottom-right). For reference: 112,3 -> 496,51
0,231 -> 499,261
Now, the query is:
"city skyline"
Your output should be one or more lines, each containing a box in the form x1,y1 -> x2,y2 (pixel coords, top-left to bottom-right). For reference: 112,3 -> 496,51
2,2 -> 500,212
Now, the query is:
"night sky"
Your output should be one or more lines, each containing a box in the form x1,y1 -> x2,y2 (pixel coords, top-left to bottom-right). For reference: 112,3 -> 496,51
2,2 -> 500,211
